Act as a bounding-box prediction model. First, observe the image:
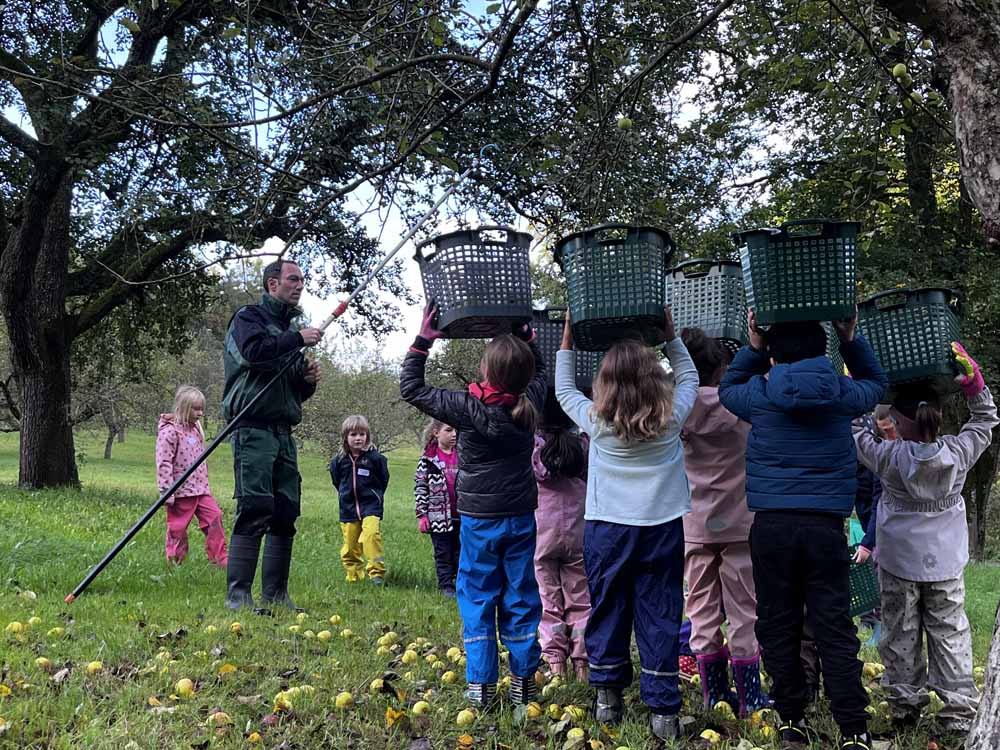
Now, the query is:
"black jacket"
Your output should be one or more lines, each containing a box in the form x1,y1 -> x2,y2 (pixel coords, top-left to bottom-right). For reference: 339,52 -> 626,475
399,336 -> 546,518
222,294 -> 316,427
329,447 -> 390,522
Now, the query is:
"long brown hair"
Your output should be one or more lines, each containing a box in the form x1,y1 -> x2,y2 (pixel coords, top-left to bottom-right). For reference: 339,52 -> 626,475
591,339 -> 673,443
480,334 -> 539,432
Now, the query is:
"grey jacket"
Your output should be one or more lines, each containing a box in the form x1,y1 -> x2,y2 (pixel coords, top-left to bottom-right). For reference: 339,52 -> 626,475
853,388 -> 998,582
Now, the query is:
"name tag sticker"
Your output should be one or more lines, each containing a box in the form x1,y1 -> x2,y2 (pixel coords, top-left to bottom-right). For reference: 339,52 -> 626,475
357,468 -> 371,477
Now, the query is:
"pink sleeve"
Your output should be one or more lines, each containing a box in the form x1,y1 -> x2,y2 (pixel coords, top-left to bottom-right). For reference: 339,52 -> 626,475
531,434 -> 549,483
155,427 -> 178,495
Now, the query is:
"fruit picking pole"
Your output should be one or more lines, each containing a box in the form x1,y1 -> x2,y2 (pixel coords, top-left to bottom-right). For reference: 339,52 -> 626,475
66,148 -> 495,603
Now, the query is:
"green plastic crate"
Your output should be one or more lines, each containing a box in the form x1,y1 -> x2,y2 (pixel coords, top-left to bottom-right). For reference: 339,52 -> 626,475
532,309 -> 603,391
555,224 -> 675,352
415,226 -> 533,339
733,219 -> 859,326
848,544 -> 880,618
665,258 -> 748,352
856,288 -> 961,394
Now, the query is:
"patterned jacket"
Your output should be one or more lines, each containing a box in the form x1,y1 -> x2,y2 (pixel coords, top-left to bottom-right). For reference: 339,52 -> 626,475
414,449 -> 456,533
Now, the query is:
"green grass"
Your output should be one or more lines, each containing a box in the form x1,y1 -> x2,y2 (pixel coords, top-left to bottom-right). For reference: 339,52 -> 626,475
0,430 -> 996,749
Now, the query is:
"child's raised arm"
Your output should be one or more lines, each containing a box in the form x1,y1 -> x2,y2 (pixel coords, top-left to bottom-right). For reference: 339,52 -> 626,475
399,303 -> 475,429
554,313 -> 596,434
948,344 -> 999,467
719,310 -> 769,422
662,306 -> 698,430
835,319 -> 888,416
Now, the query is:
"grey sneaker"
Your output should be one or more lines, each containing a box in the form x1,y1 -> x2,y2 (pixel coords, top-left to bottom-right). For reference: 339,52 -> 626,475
593,687 -> 623,724
650,713 -> 680,740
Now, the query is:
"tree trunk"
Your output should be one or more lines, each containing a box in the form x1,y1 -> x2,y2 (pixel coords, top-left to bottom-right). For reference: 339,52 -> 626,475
967,428 -> 1000,560
876,0 -> 1000,242
0,163 -> 79,488
967,603 -> 1000,749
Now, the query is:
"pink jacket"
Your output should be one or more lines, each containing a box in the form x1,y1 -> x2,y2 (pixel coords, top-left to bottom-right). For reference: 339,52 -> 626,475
681,387 -> 753,544
155,414 -> 211,502
532,434 -> 587,560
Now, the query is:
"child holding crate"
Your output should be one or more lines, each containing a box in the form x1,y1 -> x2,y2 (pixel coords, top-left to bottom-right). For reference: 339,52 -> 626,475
719,311 -> 887,750
853,343 -> 996,737
401,303 -> 547,709
555,307 -> 699,742
679,327 -> 768,717
533,392 -> 591,681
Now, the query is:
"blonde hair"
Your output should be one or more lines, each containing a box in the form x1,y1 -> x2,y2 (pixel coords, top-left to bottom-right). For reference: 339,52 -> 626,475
341,414 -> 371,453
422,419 -> 452,448
172,385 -> 206,432
480,334 -> 539,432
591,340 -> 674,443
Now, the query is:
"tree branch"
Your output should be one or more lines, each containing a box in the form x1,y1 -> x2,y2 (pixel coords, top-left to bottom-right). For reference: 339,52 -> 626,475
0,114 -> 40,159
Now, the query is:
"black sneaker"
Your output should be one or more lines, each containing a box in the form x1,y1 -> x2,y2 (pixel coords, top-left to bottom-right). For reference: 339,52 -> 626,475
840,731 -> 872,750
779,719 -> 812,747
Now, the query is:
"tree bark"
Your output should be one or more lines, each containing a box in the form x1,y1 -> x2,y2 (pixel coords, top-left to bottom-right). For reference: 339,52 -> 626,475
967,602 -> 1000,749
875,0 -> 1000,242
0,163 -> 79,488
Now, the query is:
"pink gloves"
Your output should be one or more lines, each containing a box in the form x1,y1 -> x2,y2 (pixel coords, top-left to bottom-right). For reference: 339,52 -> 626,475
952,342 -> 985,398
418,516 -> 431,534
419,302 -> 444,343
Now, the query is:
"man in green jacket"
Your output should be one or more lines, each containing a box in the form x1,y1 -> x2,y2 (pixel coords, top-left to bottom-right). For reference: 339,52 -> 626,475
222,259 -> 323,612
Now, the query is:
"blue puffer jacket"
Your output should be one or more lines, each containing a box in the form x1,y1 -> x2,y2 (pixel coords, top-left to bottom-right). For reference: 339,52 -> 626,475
718,335 -> 888,516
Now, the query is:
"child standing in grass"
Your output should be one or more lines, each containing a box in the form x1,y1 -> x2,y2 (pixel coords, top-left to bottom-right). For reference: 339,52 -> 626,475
329,415 -> 390,586
853,343 -> 996,738
533,393 -> 591,681
414,419 -> 461,597
400,303 -> 546,709
719,312 -> 887,750
155,385 -> 228,567
679,327 -> 768,718
555,307 -> 698,742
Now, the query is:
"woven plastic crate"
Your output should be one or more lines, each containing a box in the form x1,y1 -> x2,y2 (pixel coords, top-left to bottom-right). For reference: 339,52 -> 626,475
415,226 -> 533,339
855,288 -> 961,394
848,544 -> 880,617
554,224 -> 675,351
533,309 -> 603,390
665,258 -> 748,352
733,219 -> 859,326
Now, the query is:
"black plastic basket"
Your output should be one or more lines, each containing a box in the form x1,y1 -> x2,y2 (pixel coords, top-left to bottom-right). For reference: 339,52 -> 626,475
666,258 -> 748,353
856,288 -> 961,394
533,309 -> 603,390
733,219 -> 859,326
554,224 -> 675,351
415,226 -> 533,338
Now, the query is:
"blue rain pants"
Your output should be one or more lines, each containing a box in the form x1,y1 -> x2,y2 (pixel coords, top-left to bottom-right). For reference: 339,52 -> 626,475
584,518 -> 685,715
457,514 -> 543,684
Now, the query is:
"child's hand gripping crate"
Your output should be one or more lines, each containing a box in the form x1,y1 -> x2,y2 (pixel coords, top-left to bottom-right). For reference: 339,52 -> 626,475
555,224 -> 675,352
665,258 -> 747,357
848,543 -> 880,618
415,226 -> 533,339
733,219 -> 859,326
855,287 -> 962,397
533,308 -> 603,391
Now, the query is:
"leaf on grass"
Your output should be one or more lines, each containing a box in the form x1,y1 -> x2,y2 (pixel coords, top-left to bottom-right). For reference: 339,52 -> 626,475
156,628 -> 187,640
408,739 -> 432,750
149,706 -> 176,714
279,668 -> 298,679
385,706 -> 408,728
456,735 -> 475,750
236,694 -> 264,704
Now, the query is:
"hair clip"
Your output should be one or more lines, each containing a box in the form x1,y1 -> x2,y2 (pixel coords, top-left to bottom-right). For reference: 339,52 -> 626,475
918,401 -> 928,408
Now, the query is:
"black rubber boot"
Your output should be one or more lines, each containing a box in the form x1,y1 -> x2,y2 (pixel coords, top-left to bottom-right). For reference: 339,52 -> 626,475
225,534 -> 261,610
593,687 -> 624,724
259,535 -> 302,612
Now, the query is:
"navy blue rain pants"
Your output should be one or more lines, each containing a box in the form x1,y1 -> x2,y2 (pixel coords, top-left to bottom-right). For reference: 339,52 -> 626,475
583,518 -> 685,715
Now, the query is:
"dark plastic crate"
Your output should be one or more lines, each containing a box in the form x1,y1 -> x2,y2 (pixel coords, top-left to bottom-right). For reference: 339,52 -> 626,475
849,544 -> 880,617
415,226 -> 533,338
665,258 -> 748,352
733,219 -> 859,326
554,224 -> 675,351
533,309 -> 603,390
856,287 -> 961,394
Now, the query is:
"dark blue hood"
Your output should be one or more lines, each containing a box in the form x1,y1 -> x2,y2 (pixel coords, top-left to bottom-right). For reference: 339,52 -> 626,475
765,356 -> 843,411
